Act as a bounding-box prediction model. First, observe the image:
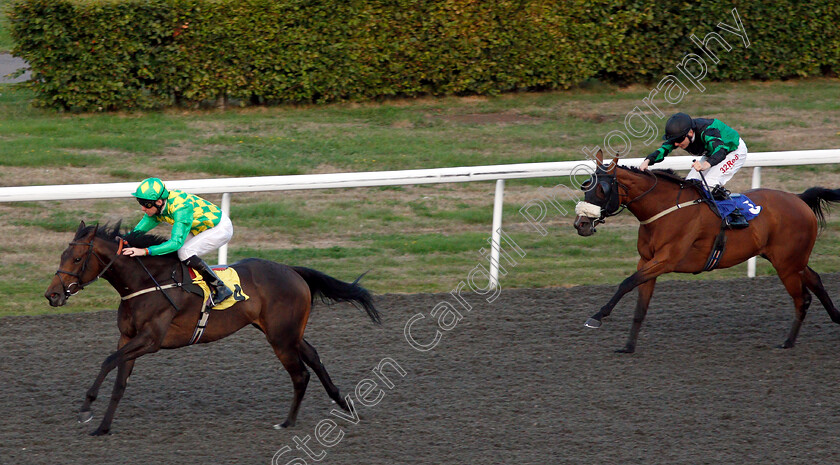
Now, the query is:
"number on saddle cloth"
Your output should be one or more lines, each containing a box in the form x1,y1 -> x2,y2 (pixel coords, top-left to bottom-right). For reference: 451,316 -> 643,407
714,193 -> 762,222
189,266 -> 249,309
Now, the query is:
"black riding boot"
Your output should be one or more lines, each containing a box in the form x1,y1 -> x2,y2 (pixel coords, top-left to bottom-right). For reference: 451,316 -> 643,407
183,255 -> 233,306
710,185 -> 729,201
711,186 -> 749,229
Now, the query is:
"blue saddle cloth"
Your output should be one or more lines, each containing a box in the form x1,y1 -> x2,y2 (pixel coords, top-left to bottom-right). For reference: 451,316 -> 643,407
711,193 -> 762,221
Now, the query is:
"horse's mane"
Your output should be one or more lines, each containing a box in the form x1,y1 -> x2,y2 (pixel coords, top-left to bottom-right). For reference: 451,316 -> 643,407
621,165 -> 706,194
622,165 -> 683,184
75,221 -> 178,257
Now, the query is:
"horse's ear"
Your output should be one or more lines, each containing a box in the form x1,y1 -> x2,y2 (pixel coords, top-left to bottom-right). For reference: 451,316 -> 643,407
606,155 -> 620,174
77,220 -> 86,232
593,149 -> 604,165
82,223 -> 98,239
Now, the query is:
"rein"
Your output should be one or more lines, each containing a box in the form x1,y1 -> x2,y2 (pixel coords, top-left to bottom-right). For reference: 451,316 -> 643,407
592,170 -> 659,227
54,237 -> 125,298
128,257 -> 182,314
623,171 -> 659,207
591,170 -> 705,226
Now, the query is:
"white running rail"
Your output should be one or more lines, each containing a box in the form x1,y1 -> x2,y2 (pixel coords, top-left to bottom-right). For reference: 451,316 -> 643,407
2,149 -> 839,281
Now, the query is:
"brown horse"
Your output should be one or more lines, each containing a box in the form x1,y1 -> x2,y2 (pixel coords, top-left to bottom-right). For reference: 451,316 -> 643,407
573,151 -> 840,353
44,221 -> 380,435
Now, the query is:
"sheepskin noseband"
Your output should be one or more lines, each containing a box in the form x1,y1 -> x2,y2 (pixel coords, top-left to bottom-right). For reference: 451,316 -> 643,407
575,201 -> 602,218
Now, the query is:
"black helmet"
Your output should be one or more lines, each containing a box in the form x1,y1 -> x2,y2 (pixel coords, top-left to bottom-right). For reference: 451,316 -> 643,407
663,112 -> 692,143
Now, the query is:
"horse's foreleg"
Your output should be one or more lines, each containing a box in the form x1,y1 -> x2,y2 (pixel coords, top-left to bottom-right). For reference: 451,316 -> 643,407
585,258 -> 670,329
90,359 -> 136,436
81,331 -> 160,435
617,278 -> 657,354
802,266 -> 840,324
80,335 -> 144,420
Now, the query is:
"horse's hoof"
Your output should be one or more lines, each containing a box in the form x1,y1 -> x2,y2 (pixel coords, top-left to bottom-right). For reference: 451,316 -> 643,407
89,428 -> 110,436
584,318 -> 601,329
615,347 -> 635,354
78,411 -> 93,424
274,419 -> 294,429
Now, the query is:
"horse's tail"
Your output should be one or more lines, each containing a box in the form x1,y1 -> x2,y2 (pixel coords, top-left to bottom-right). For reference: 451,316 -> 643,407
798,187 -> 840,228
291,266 -> 381,324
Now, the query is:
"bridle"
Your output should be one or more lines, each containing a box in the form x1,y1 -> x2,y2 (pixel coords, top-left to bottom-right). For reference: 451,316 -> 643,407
54,235 -> 125,298
53,233 -> 183,313
586,168 -> 659,227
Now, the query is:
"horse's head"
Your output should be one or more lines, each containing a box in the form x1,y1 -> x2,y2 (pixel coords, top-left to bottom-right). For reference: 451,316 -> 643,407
45,221 -> 122,307
574,152 -> 621,236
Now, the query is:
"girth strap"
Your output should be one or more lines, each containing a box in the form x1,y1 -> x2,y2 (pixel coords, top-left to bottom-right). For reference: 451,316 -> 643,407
695,221 -> 728,274
188,308 -> 212,345
121,281 -> 212,345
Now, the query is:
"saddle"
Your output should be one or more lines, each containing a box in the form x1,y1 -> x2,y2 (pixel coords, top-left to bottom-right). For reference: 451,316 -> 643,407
689,184 -> 762,273
185,264 -> 249,345
187,265 -> 249,310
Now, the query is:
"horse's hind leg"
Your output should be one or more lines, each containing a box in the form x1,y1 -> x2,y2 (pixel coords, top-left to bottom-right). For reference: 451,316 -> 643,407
299,339 -> 349,411
272,345 -> 310,428
778,271 -> 810,349
801,266 -> 840,324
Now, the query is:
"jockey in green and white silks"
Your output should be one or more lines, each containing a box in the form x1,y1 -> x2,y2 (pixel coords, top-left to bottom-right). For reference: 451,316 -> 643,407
641,112 -> 747,187
639,113 -> 749,228
122,177 -> 235,305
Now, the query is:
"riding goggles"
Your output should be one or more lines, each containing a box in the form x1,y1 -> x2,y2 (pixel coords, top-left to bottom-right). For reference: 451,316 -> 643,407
137,198 -> 157,209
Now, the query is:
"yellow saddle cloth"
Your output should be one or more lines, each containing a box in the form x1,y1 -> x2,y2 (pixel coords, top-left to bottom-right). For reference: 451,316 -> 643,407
191,266 -> 249,310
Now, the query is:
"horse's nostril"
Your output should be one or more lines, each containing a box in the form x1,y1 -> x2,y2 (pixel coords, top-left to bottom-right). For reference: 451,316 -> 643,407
46,292 -> 62,305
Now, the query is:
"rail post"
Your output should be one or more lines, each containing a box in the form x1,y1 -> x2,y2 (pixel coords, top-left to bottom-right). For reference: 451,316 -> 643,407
218,192 -> 231,265
489,180 -> 505,288
747,167 -> 761,277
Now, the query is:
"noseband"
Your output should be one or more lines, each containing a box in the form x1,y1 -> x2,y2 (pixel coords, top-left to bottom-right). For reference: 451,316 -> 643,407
54,237 -> 125,298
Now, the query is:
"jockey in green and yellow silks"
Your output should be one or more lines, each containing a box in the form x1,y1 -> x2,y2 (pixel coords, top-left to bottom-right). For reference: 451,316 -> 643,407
122,177 -> 235,305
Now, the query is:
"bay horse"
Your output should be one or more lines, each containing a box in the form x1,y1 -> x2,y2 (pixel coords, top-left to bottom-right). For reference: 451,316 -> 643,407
573,151 -> 840,353
44,221 -> 380,435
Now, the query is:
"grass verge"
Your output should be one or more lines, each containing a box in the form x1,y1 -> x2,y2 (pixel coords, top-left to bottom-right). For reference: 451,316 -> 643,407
2,78 -> 840,316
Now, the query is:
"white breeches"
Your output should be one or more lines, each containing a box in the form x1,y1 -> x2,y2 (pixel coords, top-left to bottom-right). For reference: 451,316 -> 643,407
686,138 -> 748,187
177,214 -> 234,261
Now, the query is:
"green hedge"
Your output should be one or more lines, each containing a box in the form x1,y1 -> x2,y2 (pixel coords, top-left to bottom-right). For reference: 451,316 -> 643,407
594,1 -> 840,82
8,0 -> 840,111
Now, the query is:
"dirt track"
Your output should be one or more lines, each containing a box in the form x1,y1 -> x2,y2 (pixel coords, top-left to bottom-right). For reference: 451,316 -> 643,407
3,273 -> 840,465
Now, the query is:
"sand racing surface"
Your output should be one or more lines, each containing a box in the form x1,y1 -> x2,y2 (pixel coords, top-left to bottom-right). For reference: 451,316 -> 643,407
3,274 -> 840,464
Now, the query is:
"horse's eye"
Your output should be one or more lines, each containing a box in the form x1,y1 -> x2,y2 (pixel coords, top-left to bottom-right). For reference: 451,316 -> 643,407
74,257 -> 82,263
